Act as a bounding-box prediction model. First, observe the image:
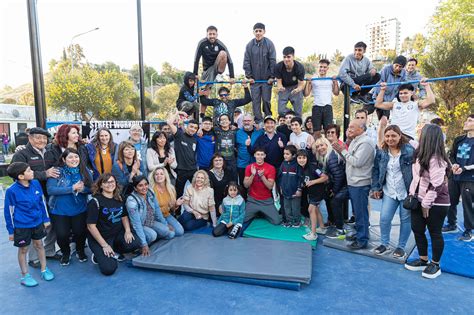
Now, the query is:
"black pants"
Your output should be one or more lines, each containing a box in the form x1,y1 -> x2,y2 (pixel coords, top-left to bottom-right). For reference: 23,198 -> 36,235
331,196 -> 347,230
88,230 -> 141,276
301,189 -> 309,218
411,205 -> 448,262
175,169 -> 196,200
460,181 -> 474,231
341,73 -> 381,97
212,223 -> 241,238
51,212 -> 87,256
323,191 -> 334,224
447,175 -> 461,225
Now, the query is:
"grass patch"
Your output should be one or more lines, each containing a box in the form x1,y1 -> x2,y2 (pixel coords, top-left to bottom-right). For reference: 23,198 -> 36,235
0,176 -> 13,188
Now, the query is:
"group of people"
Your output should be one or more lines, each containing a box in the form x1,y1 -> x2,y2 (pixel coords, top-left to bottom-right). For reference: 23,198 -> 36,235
3,23 -> 473,286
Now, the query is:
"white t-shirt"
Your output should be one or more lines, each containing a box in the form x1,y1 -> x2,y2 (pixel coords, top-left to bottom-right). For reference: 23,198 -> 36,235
290,132 -> 311,150
390,100 -> 420,139
311,78 -> 333,107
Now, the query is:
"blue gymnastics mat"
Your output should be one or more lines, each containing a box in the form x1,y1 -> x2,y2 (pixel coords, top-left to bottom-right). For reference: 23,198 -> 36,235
132,234 -> 312,289
407,224 -> 474,279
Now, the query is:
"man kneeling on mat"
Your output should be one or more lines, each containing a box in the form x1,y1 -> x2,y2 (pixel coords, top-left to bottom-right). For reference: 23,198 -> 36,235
213,182 -> 246,239
243,148 -> 282,225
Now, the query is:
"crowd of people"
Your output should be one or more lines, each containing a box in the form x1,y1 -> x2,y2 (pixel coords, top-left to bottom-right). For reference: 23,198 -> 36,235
3,23 -> 473,287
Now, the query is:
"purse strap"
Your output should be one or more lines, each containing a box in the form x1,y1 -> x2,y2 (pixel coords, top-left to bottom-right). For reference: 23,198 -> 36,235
414,176 -> 421,195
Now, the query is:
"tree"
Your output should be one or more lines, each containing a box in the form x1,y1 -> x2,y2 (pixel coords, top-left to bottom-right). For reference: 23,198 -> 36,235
331,50 -> 344,64
400,34 -> 427,58
2,97 -> 16,104
18,92 -> 34,105
151,83 -> 180,120
47,63 -> 135,121
430,0 -> 473,36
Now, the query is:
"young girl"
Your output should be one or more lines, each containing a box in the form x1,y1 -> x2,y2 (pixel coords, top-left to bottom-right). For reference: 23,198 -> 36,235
212,182 -> 246,239
296,149 -> 328,241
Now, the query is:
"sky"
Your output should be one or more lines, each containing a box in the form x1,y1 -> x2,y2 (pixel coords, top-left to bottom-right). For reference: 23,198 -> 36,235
0,0 -> 440,88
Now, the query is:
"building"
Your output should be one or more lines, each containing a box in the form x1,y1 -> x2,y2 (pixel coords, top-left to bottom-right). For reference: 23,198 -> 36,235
366,17 -> 401,60
0,103 -> 76,147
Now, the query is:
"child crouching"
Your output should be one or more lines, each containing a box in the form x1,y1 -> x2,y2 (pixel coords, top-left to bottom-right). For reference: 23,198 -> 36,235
4,162 -> 55,287
212,182 -> 245,239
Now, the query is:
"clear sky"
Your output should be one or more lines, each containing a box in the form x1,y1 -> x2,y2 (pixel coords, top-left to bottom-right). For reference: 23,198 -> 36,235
1,0 -> 440,88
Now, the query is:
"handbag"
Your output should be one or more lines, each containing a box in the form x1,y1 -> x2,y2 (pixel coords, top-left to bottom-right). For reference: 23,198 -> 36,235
403,177 -> 421,211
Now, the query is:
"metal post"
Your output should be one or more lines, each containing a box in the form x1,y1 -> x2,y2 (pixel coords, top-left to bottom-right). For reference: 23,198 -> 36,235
343,84 -> 351,141
136,0 -> 146,121
27,0 -> 47,128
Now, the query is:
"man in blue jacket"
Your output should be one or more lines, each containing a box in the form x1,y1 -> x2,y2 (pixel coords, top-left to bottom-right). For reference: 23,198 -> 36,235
236,114 -> 263,186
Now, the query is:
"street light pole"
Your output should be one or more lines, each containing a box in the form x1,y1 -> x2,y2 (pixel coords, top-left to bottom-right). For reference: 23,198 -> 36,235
150,71 -> 158,102
70,27 -> 99,70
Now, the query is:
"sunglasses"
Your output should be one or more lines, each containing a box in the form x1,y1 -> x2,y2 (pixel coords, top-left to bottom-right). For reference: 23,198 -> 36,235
219,94 -> 229,97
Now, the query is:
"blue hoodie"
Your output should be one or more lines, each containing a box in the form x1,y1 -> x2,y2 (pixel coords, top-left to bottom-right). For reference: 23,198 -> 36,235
278,159 -> 302,198
4,180 -> 50,235
195,131 -> 215,169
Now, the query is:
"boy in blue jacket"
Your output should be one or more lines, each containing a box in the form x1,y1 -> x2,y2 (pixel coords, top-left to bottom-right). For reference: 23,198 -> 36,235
4,162 -> 55,287
278,145 -> 302,227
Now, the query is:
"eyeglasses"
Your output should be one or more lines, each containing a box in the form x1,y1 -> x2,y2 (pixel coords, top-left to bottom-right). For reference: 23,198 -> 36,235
326,131 -> 336,134
219,94 -> 229,97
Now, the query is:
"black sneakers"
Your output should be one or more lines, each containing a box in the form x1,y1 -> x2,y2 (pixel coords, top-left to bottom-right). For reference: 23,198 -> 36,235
76,251 -> 88,263
458,230 -> 473,242
348,241 -> 367,250
28,260 -> 41,269
442,224 -> 458,234
60,254 -> 71,266
392,247 -> 406,258
228,225 -> 241,239
91,254 -> 98,265
422,262 -> 442,279
374,244 -> 389,255
405,259 -> 429,271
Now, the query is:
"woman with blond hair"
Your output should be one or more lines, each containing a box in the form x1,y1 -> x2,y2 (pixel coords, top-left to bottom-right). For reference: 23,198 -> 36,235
177,170 -> 217,231
313,136 -> 348,239
148,167 -> 184,237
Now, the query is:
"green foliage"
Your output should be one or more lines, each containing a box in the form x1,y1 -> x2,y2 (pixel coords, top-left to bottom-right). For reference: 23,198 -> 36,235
151,83 -> 180,120
2,97 -> 17,104
400,34 -> 427,59
18,92 -> 34,105
430,0 -> 473,36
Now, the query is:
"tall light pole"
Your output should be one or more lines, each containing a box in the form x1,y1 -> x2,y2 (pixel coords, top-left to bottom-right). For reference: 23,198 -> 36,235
70,27 -> 99,70
150,71 -> 158,103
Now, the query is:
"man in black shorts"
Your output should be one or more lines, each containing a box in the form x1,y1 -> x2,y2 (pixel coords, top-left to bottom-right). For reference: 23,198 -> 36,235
304,59 -> 340,138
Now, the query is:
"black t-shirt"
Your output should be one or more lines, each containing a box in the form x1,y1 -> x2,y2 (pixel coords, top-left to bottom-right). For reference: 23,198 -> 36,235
173,129 -> 197,171
274,61 -> 305,87
87,194 -> 127,239
276,125 -> 292,140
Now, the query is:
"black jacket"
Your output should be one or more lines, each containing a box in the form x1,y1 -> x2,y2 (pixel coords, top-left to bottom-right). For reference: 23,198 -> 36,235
45,143 -> 90,170
176,72 -> 198,107
193,38 -> 234,78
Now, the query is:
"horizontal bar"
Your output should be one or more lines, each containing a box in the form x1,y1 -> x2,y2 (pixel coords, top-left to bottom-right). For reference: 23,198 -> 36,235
197,77 -> 340,86
358,73 -> 474,90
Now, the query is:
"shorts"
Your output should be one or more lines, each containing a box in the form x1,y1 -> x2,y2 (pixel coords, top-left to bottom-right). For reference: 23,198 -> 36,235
312,105 -> 333,132
308,196 -> 322,206
201,62 -> 218,84
13,224 -> 46,247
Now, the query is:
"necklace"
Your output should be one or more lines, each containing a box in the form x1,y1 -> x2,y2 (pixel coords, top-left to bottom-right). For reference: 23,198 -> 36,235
100,145 -> 108,155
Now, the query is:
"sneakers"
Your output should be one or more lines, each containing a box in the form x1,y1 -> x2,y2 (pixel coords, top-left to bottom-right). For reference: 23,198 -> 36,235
20,273 -> 38,287
76,251 -> 88,263
348,241 -> 367,250
228,225 -> 241,239
303,232 -> 318,241
422,262 -> 442,279
393,247 -> 406,258
350,96 -> 362,104
91,254 -> 98,265
117,254 -> 126,262
46,252 -> 62,260
442,224 -> 458,233
405,259 -> 429,271
281,222 -> 291,228
41,267 -> 55,281
374,244 -> 389,255
345,234 -> 357,242
458,230 -> 473,242
291,222 -> 301,228
60,254 -> 71,266
326,228 -> 346,240
316,227 -> 327,235
345,216 -> 356,225
28,260 -> 41,269
215,74 -> 225,82
302,218 -> 310,227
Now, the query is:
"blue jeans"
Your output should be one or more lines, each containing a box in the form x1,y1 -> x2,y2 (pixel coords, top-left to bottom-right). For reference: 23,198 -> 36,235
380,194 -> 411,249
165,215 -> 184,237
348,185 -> 370,246
178,210 -> 208,231
142,221 -> 175,244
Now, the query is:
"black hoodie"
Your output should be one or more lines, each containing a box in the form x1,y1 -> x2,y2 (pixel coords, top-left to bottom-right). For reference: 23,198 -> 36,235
176,72 -> 198,108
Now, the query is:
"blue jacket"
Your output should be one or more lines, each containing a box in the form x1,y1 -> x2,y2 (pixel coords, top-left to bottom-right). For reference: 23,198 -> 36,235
4,180 -> 50,235
112,161 -> 142,188
236,128 -> 263,169
126,190 -> 167,246
325,151 -> 347,198
195,132 -> 215,169
85,142 -> 118,180
218,195 -> 246,226
371,143 -> 414,192
278,159 -> 302,198
47,167 -> 92,216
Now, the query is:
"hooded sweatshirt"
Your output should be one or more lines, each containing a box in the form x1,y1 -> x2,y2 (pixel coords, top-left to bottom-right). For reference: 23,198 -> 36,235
176,72 -> 198,108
